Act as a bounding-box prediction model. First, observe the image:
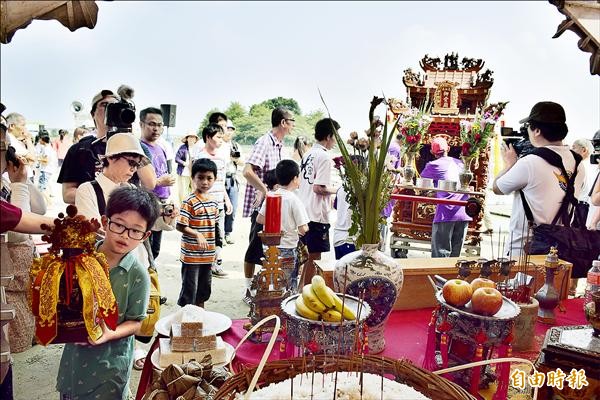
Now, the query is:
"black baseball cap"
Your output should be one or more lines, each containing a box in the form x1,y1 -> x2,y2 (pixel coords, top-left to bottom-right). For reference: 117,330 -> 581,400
519,101 -> 566,124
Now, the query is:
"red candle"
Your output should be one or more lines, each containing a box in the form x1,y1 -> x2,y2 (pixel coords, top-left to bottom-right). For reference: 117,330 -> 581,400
264,194 -> 282,234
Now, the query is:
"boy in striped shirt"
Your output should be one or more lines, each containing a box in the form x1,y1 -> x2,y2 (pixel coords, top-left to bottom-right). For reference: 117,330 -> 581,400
176,158 -> 220,308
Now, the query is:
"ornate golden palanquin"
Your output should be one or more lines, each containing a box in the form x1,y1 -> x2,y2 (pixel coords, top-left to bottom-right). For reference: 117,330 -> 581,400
30,206 -> 118,345
390,53 -> 495,253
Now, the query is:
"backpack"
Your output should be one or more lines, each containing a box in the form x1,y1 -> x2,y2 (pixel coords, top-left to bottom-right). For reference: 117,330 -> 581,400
519,148 -> 600,278
91,180 -> 161,338
137,258 -> 161,338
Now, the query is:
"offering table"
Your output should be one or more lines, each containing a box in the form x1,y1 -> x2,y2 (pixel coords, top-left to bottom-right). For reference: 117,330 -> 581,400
315,255 -> 572,310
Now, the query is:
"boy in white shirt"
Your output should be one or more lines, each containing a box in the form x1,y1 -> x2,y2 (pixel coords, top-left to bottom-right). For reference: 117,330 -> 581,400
258,159 -> 309,291
297,118 -> 340,285
191,123 -> 233,277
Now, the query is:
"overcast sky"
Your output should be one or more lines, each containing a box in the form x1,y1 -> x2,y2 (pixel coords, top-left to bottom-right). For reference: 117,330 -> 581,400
1,1 -> 598,142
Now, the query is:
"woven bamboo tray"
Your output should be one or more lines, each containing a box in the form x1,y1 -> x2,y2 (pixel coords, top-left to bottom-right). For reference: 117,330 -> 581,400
214,354 -> 475,400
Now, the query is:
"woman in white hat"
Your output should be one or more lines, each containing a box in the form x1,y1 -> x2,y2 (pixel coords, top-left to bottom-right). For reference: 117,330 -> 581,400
75,133 -> 149,222
174,132 -> 198,204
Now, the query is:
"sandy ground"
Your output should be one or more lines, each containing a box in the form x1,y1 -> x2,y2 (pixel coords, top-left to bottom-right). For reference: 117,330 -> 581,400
10,180 -> 520,399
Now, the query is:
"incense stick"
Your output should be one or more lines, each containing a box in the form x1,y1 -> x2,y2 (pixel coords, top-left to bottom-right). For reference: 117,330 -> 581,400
489,226 -> 495,260
321,320 -> 326,388
300,338 -> 305,386
310,354 -> 315,400
497,227 -> 502,261
360,353 -> 365,400
290,365 -> 294,400
380,355 -> 384,400
353,289 -> 365,356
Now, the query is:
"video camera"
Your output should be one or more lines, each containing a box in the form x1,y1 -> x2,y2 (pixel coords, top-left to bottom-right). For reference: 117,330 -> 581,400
105,100 -> 136,136
592,130 -> 600,165
106,84 -> 136,137
500,125 -> 534,157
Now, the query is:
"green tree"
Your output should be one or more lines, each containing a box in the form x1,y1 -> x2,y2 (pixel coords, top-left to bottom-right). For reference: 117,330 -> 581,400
199,107 -> 220,133
192,99 -> 324,145
250,97 -> 302,116
225,102 -> 247,121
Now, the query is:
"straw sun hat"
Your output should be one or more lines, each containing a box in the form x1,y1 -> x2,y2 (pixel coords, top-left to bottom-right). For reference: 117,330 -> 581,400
101,133 -> 149,163
181,133 -> 198,143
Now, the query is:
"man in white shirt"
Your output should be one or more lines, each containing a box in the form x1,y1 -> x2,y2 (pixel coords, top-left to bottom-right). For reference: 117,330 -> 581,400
493,101 -> 586,260
297,118 -> 340,285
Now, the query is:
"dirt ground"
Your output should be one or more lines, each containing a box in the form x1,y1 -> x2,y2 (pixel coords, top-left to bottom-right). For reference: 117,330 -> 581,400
10,182 -> 517,399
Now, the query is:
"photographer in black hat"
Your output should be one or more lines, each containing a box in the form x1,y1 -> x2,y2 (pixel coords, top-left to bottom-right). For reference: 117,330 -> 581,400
493,101 -> 586,259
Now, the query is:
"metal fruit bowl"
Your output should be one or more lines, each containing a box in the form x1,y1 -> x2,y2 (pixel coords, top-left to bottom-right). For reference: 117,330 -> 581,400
281,293 -> 371,325
435,290 -> 520,321
281,293 -> 371,354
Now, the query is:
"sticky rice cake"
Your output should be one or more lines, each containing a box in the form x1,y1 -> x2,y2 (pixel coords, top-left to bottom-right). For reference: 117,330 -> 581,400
170,323 -> 217,352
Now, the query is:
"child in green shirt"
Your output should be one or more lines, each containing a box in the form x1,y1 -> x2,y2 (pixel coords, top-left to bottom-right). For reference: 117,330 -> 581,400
56,186 -> 160,400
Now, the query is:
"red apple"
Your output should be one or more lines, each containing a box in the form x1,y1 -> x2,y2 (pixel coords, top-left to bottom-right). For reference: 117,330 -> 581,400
471,287 -> 503,316
442,279 -> 473,307
470,277 -> 496,292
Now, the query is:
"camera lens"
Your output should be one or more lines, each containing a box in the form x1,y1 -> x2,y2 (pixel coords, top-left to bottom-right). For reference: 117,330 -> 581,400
120,108 -> 136,124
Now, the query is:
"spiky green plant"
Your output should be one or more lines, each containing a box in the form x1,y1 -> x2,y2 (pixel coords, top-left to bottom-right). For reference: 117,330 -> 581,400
321,94 -> 399,247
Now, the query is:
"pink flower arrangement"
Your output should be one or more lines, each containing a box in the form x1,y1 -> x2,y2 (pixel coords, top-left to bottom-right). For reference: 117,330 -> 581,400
397,106 -> 432,155
459,101 -> 508,161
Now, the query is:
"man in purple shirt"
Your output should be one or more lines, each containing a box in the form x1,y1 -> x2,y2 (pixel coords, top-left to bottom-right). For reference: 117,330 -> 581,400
140,107 -> 176,259
420,137 -> 471,257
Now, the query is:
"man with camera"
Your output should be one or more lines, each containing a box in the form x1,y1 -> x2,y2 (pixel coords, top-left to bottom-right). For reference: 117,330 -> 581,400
57,89 -> 157,204
139,107 -> 177,260
493,101 -> 586,257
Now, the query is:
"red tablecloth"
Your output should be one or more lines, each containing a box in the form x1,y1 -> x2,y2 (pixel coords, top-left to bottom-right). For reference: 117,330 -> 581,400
221,298 -> 587,369
136,298 -> 587,399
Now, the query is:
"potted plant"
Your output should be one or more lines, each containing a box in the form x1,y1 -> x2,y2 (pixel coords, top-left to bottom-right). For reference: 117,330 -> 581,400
327,96 -> 405,353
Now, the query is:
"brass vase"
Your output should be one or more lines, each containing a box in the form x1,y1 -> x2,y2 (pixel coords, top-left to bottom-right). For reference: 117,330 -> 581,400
403,152 -> 417,185
458,157 -> 474,191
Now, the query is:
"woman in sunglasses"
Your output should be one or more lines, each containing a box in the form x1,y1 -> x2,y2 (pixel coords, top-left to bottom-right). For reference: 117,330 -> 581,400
75,133 -> 148,224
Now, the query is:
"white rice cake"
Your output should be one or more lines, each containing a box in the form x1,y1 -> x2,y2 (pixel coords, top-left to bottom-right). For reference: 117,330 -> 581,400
237,371 -> 431,399
183,337 -> 227,365
158,338 -> 183,368
181,306 -> 204,335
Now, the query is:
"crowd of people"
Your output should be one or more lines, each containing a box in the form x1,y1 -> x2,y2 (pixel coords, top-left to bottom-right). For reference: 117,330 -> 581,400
1,92 -> 599,400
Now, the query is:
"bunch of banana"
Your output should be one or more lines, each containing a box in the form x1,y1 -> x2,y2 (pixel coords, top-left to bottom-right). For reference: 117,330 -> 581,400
294,275 -> 357,322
